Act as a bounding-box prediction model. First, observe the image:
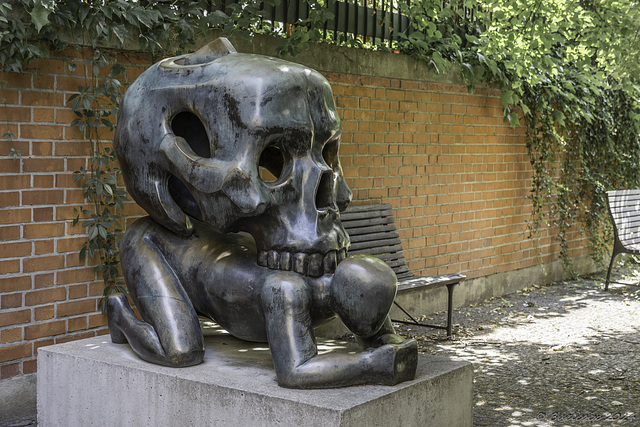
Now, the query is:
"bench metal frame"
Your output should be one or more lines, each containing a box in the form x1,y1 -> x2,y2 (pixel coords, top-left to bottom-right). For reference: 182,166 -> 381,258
341,203 -> 465,336
605,190 -> 640,290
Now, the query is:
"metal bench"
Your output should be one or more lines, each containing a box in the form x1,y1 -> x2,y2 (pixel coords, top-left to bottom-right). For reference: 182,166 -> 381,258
605,189 -> 640,290
341,203 -> 465,336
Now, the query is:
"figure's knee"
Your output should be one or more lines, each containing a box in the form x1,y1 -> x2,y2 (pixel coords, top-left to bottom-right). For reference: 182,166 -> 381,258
261,272 -> 311,314
331,255 -> 397,337
164,344 -> 204,367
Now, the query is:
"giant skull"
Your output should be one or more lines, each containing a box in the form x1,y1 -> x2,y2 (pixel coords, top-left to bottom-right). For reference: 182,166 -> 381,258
115,39 -> 352,277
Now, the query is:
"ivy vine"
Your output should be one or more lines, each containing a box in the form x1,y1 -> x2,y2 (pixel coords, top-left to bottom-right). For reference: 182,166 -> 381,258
0,0 -> 236,311
68,53 -> 129,311
1,0 -> 639,289
1,79 -> 18,161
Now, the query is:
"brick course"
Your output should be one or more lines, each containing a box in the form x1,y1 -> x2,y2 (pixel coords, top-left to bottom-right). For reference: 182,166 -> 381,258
0,48 -> 587,380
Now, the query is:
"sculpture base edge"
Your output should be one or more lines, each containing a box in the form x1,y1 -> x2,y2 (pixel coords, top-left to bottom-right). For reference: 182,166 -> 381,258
37,334 -> 472,427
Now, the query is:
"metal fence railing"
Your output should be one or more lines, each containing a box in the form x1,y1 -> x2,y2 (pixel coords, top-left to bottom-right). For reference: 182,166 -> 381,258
219,0 -> 411,46
217,1 -> 483,48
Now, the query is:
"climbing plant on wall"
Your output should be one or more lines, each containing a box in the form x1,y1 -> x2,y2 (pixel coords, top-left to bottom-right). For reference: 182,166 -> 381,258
468,0 -> 640,272
1,0 -> 639,284
0,0 -> 229,310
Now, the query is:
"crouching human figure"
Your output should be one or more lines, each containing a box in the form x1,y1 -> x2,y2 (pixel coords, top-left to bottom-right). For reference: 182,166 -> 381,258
107,38 -> 418,388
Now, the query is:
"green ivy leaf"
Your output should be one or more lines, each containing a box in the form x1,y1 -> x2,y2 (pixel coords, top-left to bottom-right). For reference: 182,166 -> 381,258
30,4 -> 50,33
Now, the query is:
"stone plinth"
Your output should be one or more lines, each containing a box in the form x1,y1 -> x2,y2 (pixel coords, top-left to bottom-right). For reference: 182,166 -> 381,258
38,327 -> 472,427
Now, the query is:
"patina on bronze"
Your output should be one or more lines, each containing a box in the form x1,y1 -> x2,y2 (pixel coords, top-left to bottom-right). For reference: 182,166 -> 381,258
108,38 -> 418,388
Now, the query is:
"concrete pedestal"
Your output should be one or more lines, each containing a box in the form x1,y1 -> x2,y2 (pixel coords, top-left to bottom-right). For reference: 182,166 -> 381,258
38,328 -> 472,427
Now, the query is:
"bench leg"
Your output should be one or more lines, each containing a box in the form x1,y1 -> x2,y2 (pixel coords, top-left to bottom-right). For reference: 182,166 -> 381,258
391,282 -> 460,336
605,252 -> 618,291
445,283 -> 456,337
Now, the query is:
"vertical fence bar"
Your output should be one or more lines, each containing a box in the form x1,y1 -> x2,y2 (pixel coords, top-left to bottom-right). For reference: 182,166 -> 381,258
271,0 -> 277,31
323,0 -> 329,41
372,0 -> 378,44
334,0 -> 339,44
363,0 -> 368,42
380,0 -> 385,46
347,0 -> 352,45
352,0 -> 357,46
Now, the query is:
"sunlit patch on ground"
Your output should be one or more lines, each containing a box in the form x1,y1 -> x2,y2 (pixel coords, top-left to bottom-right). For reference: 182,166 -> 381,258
395,267 -> 640,426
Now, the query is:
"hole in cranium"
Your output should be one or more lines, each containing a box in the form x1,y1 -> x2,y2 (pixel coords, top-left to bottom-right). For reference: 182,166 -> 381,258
168,174 -> 203,220
171,111 -> 210,157
258,143 -> 285,183
322,139 -> 339,170
316,171 -> 335,211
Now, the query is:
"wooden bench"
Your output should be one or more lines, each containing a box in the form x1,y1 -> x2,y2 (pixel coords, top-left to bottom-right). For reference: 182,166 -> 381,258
605,189 -> 640,290
341,203 -> 465,336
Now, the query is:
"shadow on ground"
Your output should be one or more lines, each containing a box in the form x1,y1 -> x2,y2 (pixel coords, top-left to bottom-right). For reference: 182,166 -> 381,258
396,267 -> 640,426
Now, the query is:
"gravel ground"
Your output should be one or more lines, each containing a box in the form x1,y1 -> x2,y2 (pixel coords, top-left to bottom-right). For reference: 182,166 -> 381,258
395,265 -> 640,426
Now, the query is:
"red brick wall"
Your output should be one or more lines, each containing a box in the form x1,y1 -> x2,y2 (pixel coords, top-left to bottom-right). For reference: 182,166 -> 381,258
0,50 -> 586,380
329,73 -> 585,279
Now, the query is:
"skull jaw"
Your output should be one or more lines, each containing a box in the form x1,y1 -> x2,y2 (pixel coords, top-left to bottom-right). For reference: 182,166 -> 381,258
237,211 -> 350,278
257,246 -> 348,278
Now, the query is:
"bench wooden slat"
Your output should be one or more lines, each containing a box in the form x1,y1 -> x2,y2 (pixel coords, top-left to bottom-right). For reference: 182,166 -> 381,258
349,237 -> 403,251
396,272 -> 414,280
610,216 -> 640,227
340,203 -> 394,214
608,209 -> 640,219
609,194 -> 640,202
339,216 -> 394,229
348,231 -> 399,243
608,192 -> 640,202
610,214 -> 640,222
610,206 -> 640,212
620,236 -> 640,243
608,189 -> 640,196
344,224 -> 398,236
348,245 -> 406,257
340,207 -> 394,221
615,228 -> 640,237
348,251 -> 407,265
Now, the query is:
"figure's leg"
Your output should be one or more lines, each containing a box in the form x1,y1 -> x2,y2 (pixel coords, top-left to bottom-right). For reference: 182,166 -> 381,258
261,271 -> 415,388
107,219 -> 204,367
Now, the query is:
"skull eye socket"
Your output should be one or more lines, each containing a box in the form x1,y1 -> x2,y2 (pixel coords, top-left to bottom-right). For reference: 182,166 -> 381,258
322,138 -> 339,170
258,143 -> 287,183
171,111 -> 211,158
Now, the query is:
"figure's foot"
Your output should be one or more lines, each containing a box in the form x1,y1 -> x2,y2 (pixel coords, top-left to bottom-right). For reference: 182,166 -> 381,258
373,338 -> 418,386
390,338 -> 418,385
107,293 -> 128,344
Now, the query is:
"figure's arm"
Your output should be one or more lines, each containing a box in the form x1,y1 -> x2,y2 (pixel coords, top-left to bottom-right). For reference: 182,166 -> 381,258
261,265 -> 417,389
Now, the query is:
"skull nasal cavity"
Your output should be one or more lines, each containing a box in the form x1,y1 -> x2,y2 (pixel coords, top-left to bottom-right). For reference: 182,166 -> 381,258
171,111 -> 210,157
316,171 -> 334,210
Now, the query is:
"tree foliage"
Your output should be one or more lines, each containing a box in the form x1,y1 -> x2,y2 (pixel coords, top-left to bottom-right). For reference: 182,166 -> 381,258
1,0 -> 640,280
468,0 -> 640,271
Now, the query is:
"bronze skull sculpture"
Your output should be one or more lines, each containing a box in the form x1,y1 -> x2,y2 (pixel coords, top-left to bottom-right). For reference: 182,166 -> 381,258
108,38 -> 418,388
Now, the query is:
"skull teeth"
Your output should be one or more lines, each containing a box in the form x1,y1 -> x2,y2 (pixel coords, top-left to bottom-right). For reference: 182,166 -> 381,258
258,248 -> 348,277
